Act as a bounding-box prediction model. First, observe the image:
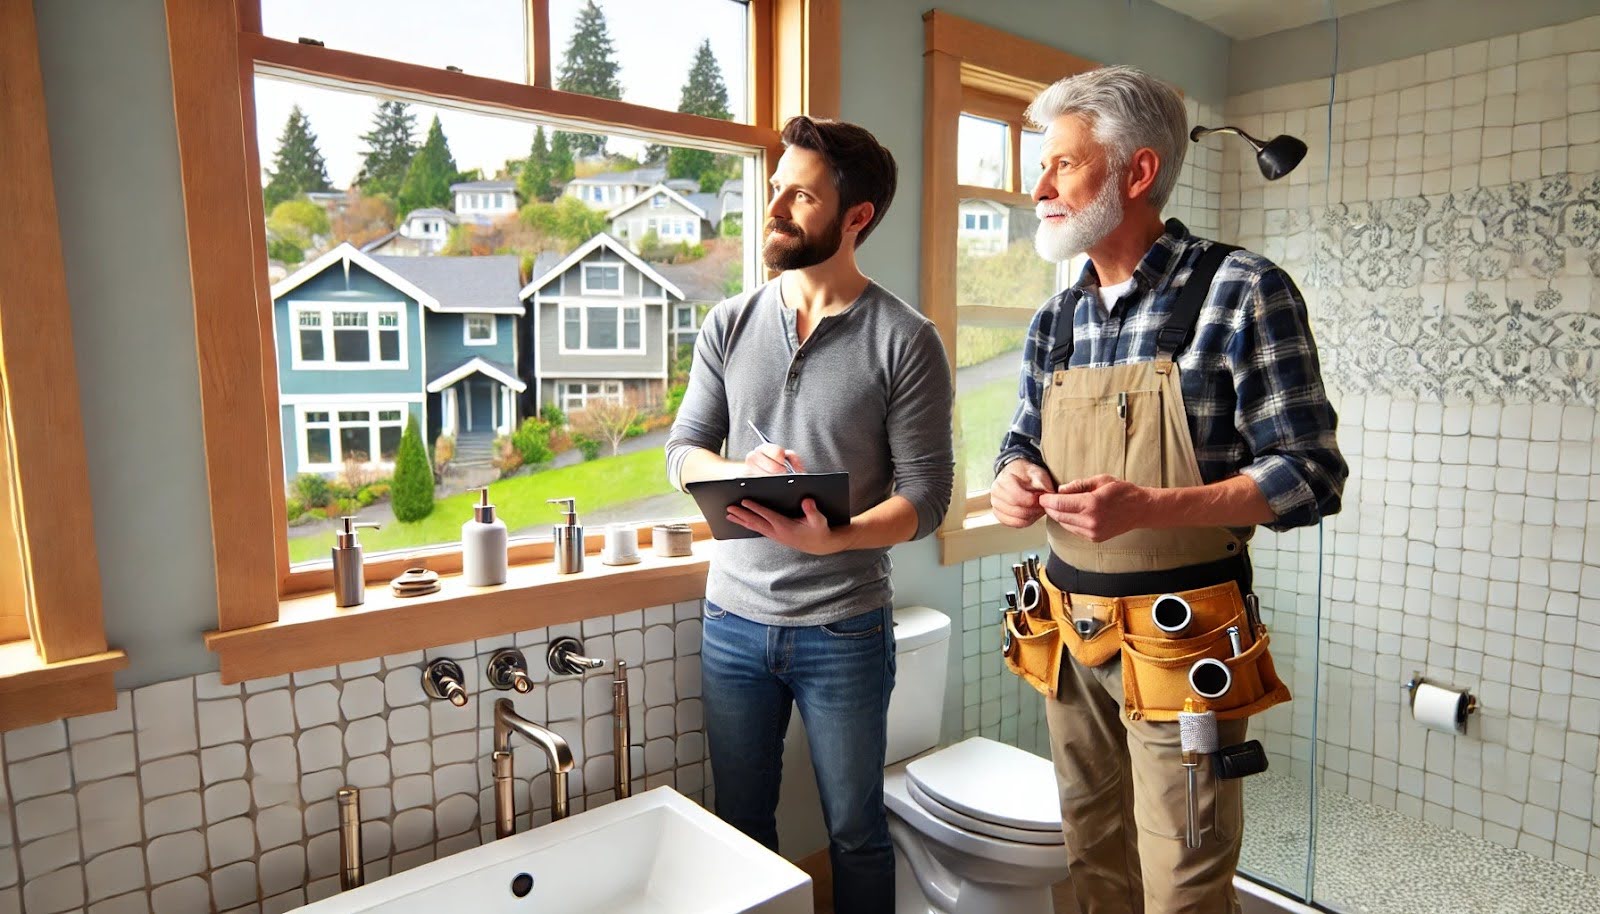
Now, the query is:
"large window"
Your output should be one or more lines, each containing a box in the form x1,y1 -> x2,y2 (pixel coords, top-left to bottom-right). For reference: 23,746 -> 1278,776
290,302 -> 406,369
558,380 -> 624,412
298,405 -> 408,471
173,0 -> 834,677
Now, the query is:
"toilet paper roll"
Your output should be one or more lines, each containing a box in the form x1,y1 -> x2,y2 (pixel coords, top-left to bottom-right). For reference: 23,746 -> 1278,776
1411,682 -> 1471,734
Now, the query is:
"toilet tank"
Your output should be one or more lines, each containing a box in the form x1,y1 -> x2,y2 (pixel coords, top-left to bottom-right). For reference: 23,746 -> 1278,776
886,606 -> 952,765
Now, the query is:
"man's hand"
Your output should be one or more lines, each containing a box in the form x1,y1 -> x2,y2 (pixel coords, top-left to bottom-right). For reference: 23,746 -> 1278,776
727,497 -> 844,555
990,460 -> 1056,528
1038,474 -> 1154,542
743,443 -> 806,476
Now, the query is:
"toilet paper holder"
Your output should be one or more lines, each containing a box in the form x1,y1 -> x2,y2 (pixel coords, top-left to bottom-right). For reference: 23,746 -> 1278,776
1403,671 -> 1478,717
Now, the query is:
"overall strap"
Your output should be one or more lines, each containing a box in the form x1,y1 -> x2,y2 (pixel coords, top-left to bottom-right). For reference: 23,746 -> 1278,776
1155,242 -> 1239,361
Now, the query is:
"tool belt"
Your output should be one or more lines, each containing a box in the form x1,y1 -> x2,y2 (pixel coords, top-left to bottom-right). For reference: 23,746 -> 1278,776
1002,563 -> 1292,723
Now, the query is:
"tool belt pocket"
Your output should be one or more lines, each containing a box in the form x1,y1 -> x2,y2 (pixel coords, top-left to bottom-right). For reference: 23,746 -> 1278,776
1001,607 -> 1060,697
1119,603 -> 1291,723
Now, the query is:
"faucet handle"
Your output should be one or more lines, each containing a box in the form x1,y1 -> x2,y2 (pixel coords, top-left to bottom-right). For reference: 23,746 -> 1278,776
486,648 -> 535,693
422,659 -> 469,707
547,637 -> 605,676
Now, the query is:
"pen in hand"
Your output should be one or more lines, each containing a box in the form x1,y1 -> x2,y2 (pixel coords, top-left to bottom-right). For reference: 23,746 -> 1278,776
747,420 -> 797,474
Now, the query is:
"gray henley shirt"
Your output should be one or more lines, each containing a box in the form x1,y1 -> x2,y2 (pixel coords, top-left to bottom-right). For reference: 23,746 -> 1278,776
665,278 -> 954,626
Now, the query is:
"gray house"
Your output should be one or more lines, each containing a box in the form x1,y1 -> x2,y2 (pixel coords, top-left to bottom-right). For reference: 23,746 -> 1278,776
606,185 -> 716,251
519,233 -> 683,415
563,166 -> 664,211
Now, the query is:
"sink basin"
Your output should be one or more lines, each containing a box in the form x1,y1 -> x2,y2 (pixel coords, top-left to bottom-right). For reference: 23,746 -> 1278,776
294,787 -> 812,913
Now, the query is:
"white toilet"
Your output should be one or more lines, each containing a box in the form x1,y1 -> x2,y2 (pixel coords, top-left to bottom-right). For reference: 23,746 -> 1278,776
887,606 -> 1074,914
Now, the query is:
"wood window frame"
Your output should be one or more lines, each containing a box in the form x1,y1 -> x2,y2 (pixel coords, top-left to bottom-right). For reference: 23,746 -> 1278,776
920,11 -> 1100,565
167,0 -> 838,682
0,0 -> 129,731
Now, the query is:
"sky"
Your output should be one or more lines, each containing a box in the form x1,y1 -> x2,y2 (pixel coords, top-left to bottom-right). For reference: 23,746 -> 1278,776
254,0 -> 749,188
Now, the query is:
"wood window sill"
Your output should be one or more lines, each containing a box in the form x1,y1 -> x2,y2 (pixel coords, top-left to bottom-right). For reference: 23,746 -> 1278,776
205,546 -> 713,683
937,511 -> 1045,565
0,641 -> 129,731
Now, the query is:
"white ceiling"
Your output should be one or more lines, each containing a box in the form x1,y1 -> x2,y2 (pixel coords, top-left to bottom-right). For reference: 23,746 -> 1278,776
1152,0 -> 1407,40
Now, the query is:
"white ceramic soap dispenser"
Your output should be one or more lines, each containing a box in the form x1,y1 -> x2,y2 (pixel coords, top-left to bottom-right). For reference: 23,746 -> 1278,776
462,487 -> 508,586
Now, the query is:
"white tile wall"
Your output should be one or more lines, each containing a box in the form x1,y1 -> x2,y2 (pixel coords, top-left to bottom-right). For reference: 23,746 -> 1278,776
0,602 -> 710,913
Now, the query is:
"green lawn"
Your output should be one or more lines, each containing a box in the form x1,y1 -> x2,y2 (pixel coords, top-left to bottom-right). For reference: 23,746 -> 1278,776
958,375 -> 1019,494
287,446 -> 678,564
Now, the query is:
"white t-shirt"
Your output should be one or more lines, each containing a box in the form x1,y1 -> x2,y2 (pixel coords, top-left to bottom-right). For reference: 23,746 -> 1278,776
1096,277 -> 1136,315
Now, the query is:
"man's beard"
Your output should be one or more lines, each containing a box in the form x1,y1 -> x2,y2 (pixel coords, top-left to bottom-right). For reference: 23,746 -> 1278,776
1034,175 -> 1123,263
762,213 -> 844,271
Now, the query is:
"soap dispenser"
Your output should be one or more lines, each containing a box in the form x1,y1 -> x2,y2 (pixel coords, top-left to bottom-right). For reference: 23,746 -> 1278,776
331,516 -> 381,608
462,487 -> 508,586
547,497 -> 583,574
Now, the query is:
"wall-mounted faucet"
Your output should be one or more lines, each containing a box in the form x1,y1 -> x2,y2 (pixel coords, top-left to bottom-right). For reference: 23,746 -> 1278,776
486,648 -> 535,693
422,659 -> 468,707
547,636 -> 605,676
493,698 -> 575,837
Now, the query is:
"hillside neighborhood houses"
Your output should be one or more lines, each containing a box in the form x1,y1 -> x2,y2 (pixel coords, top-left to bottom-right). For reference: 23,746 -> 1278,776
271,172 -> 737,481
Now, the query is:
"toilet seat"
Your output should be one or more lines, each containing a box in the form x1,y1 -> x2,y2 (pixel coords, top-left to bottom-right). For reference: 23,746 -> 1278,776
904,737 -> 1063,841
906,778 -> 1062,846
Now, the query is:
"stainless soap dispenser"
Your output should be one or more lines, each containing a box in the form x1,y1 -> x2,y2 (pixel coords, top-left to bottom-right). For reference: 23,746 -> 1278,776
547,497 -> 583,574
332,516 -> 381,607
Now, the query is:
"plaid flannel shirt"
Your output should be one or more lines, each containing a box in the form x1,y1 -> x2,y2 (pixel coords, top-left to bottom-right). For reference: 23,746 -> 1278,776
994,219 -> 1347,531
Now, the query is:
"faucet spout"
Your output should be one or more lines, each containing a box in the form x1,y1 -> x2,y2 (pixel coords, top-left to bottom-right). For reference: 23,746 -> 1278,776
493,698 -> 574,836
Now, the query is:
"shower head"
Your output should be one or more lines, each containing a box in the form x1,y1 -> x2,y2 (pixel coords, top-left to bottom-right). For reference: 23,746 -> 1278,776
1190,125 -> 1308,181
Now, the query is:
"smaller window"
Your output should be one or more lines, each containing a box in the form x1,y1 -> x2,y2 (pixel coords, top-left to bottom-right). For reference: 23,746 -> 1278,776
297,311 -> 324,361
582,263 -> 622,295
563,309 -> 582,349
651,195 -> 667,209
465,314 -> 496,345
623,308 -> 641,349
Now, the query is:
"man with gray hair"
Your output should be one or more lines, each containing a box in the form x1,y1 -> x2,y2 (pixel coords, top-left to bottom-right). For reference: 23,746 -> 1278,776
991,66 -> 1345,912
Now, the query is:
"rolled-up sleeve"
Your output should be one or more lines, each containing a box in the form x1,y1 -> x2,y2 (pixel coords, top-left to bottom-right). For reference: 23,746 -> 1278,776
665,303 -> 732,491
994,292 -> 1070,477
1228,267 -> 1348,531
886,323 -> 955,539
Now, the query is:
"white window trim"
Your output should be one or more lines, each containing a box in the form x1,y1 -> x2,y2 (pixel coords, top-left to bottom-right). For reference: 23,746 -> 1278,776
557,380 -> 624,413
557,302 -> 646,355
582,263 -> 623,296
289,300 -> 409,371
463,313 -> 497,347
294,401 -> 411,473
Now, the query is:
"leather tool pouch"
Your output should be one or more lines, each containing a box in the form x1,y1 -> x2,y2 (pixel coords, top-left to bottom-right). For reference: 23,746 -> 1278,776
1001,586 -> 1061,697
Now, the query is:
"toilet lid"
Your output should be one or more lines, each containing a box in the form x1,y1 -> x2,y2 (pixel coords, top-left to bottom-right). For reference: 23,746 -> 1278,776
906,778 -> 1063,846
905,737 -> 1063,836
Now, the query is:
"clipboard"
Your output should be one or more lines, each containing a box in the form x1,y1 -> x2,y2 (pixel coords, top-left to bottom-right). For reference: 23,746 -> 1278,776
686,472 -> 851,540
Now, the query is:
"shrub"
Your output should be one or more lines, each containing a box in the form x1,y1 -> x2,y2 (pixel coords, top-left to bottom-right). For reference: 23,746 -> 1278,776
267,237 -> 304,264
340,453 -> 378,490
334,496 -> 361,516
540,403 -> 567,428
624,421 -> 645,439
285,496 -> 306,522
511,417 -> 554,466
492,435 -> 524,477
365,483 -> 390,502
433,434 -> 455,473
356,487 -> 377,508
548,428 -> 573,454
390,414 -> 435,522
293,473 -> 332,508
665,382 -> 687,415
572,434 -> 602,461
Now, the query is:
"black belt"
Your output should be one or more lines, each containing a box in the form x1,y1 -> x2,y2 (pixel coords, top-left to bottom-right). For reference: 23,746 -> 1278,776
1045,551 -> 1252,598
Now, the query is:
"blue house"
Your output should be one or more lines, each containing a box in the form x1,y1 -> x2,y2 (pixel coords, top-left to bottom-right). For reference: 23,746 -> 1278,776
270,243 -> 526,478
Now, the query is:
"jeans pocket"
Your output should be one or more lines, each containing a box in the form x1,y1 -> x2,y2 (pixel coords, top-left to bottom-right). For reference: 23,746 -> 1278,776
821,608 -> 884,639
703,601 -> 730,621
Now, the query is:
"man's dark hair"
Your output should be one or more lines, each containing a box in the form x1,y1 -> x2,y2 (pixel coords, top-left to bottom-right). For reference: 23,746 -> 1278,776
780,116 -> 898,246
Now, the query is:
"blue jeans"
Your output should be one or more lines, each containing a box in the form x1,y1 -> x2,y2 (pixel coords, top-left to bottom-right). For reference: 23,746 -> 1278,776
701,603 -> 896,914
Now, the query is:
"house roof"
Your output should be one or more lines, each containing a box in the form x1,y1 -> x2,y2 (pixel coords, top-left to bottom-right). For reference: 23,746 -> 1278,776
427,356 -> 526,393
653,262 -> 725,304
719,178 -> 743,195
605,184 -> 707,221
359,231 -> 402,254
405,208 -> 458,222
960,198 -> 1011,214
665,178 -> 699,193
567,166 -> 665,187
370,254 -> 525,314
685,193 -> 720,225
520,232 -> 684,300
272,243 -> 441,308
450,179 -> 515,193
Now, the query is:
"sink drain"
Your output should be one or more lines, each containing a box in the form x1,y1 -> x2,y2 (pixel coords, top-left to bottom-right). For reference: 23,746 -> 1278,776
510,872 -> 534,898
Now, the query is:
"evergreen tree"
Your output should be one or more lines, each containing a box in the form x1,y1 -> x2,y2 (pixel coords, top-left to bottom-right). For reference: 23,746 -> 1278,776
396,116 -> 460,217
263,106 -> 332,210
390,414 -> 435,523
355,101 -> 418,201
549,131 -> 576,189
667,40 -> 737,192
555,0 -> 622,156
519,127 -> 555,203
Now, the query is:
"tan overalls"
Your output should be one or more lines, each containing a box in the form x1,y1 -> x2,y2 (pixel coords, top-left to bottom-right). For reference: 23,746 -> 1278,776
1020,248 -> 1291,914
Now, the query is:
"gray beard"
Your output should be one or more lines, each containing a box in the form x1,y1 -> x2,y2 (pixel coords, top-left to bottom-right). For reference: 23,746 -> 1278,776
1034,179 -> 1123,263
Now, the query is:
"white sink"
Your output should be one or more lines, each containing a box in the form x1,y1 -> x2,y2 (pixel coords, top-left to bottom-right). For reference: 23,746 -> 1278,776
294,787 -> 812,913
